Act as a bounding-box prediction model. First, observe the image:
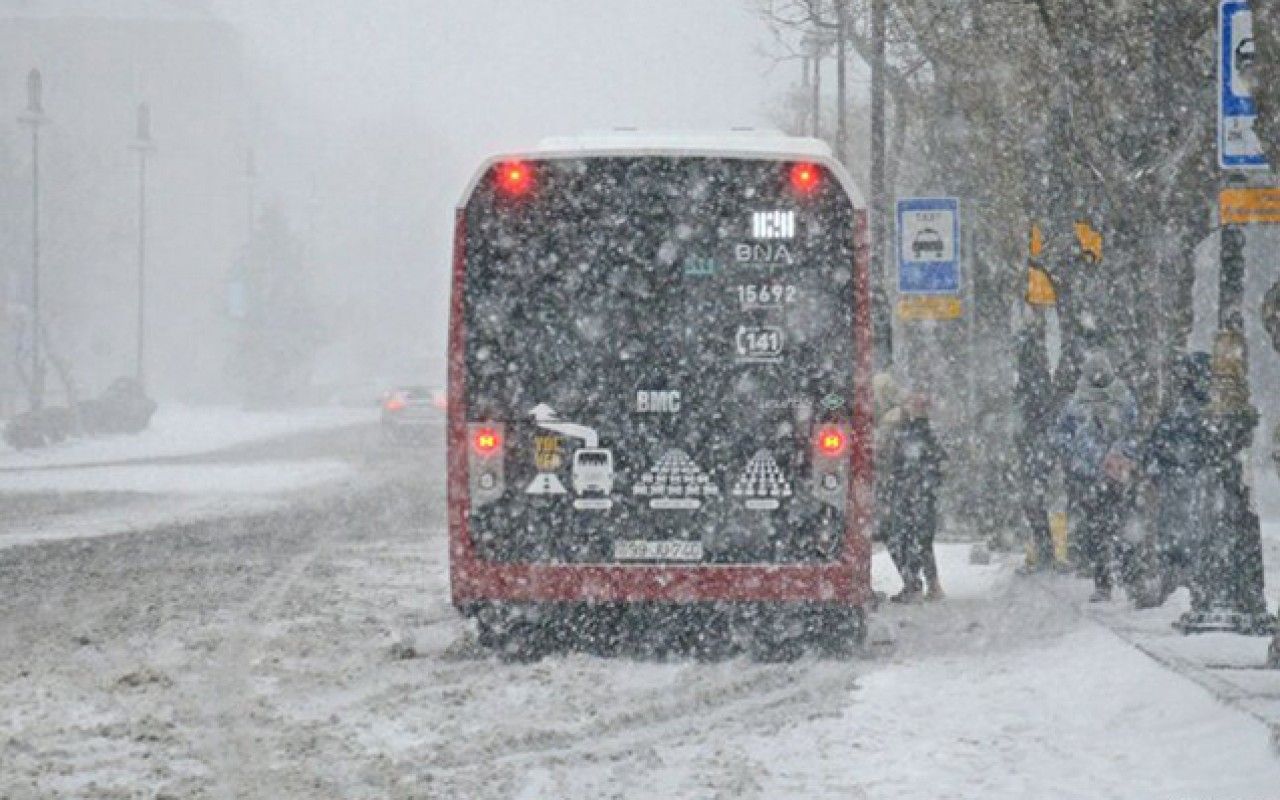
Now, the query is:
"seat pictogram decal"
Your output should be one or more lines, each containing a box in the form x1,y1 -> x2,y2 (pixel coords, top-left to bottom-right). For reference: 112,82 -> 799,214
732,450 -> 792,511
632,449 -> 719,510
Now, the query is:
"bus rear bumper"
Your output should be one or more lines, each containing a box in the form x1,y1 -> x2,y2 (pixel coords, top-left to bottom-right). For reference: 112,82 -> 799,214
450,562 -> 871,608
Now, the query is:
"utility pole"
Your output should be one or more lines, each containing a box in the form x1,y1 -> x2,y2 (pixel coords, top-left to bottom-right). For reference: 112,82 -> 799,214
802,31 -> 824,137
799,53 -> 811,135
870,0 -> 891,368
245,147 -> 257,235
131,103 -> 155,390
835,1 -> 849,163
18,69 -> 46,412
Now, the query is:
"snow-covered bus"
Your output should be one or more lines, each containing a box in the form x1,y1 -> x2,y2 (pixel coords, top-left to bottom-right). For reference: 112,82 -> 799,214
448,132 -> 874,659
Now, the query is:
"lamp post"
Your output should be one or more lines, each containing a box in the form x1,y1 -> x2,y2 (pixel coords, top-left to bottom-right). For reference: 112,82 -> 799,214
869,0 -> 892,369
18,69 -> 46,411
245,147 -> 256,234
131,103 -> 155,389
800,32 -> 825,137
1175,174 -> 1275,636
834,1 -> 848,164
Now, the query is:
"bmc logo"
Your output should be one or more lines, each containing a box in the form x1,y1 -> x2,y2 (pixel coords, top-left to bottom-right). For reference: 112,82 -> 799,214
636,390 -> 681,413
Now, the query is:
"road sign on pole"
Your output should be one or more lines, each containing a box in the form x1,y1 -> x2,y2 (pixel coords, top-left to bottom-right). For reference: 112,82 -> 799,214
1220,186 -> 1280,223
897,197 -> 961,295
1220,0 -> 1269,170
897,295 -> 963,321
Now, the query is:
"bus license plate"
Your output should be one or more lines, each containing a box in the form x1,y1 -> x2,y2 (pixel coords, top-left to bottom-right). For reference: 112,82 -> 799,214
614,540 -> 704,562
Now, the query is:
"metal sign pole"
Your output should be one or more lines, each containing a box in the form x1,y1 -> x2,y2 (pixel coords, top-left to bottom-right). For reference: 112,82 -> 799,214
1180,2 -> 1277,636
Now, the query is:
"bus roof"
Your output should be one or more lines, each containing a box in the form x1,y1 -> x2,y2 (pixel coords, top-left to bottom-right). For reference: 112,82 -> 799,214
459,131 -> 866,208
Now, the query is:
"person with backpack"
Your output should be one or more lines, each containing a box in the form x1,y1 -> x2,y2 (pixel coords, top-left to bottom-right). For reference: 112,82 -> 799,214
1054,350 -> 1139,602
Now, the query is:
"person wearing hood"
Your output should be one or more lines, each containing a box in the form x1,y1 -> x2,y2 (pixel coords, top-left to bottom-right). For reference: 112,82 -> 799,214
883,390 -> 948,602
1054,350 -> 1139,601
1141,352 -> 1218,606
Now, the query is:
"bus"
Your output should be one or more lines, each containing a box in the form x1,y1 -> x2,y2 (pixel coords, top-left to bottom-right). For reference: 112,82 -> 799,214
448,132 -> 874,660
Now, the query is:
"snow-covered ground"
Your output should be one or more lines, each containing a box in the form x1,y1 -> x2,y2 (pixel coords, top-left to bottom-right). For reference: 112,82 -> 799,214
0,406 -> 381,551
0,404 -> 376,469
0,460 -> 352,495
1,431 -> 1277,798
4,447 -> 1276,799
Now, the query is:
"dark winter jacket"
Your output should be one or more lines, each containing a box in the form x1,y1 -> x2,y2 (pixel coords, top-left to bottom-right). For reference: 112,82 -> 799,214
1142,354 -> 1219,554
884,416 -> 947,543
1143,401 -> 1218,482
1143,353 -> 1218,482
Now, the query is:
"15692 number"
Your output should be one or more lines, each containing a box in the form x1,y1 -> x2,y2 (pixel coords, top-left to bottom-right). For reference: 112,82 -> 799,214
736,284 -> 798,307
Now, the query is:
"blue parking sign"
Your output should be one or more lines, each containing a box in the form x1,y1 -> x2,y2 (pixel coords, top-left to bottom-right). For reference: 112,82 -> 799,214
897,198 -> 961,295
1220,0 -> 1268,169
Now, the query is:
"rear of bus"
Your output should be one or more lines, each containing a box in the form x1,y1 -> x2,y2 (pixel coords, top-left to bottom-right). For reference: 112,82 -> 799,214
448,137 -> 873,654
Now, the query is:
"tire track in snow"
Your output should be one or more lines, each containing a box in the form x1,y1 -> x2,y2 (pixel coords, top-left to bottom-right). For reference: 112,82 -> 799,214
419,660 -> 860,779
179,491 -> 394,800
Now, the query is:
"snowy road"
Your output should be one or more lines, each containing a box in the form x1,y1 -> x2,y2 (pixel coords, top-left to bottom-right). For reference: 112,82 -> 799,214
1,422 -> 1279,799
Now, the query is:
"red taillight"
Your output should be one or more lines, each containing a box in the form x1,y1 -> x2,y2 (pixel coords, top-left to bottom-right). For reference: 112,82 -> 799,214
384,397 -> 406,412
473,427 -> 502,456
790,162 -> 821,195
816,426 -> 846,457
496,160 -> 532,195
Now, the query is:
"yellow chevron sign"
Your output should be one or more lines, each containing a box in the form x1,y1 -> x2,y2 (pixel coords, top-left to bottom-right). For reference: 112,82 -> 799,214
1030,223 -> 1044,258
1074,221 -> 1103,263
1027,266 -> 1057,306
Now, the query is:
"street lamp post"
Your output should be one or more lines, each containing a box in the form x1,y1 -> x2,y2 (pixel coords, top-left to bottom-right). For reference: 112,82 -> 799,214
835,1 -> 848,164
800,32 -> 824,137
1175,175 -> 1275,636
131,103 -> 155,389
870,0 -> 892,369
18,69 -> 46,412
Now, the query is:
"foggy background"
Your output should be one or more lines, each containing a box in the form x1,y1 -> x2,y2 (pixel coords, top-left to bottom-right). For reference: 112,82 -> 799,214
0,0 -> 794,412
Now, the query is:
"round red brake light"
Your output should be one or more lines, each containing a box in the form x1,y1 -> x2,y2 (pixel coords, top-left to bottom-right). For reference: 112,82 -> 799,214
473,427 -> 502,455
496,161 -> 532,195
816,426 -> 847,457
790,162 -> 821,195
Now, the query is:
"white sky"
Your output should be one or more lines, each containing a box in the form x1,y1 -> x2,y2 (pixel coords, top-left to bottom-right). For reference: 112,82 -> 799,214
209,0 -> 799,380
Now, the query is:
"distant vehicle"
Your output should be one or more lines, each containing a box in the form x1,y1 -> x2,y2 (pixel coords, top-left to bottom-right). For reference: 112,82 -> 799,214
381,385 -> 444,444
912,228 -> 946,260
448,132 -> 874,661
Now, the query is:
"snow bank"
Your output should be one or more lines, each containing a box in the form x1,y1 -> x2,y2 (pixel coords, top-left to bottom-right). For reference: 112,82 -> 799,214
0,460 -> 353,495
0,405 -> 376,469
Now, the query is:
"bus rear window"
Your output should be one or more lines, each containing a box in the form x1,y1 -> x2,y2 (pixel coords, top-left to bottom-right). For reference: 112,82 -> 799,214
460,156 -> 858,565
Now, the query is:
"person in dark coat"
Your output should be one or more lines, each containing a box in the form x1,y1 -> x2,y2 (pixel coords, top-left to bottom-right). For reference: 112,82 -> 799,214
884,391 -> 947,602
873,372 -> 907,586
1054,350 -> 1138,602
1141,352 -> 1217,605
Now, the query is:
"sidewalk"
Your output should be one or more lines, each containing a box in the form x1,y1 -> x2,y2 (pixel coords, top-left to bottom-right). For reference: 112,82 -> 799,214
1022,508 -> 1280,741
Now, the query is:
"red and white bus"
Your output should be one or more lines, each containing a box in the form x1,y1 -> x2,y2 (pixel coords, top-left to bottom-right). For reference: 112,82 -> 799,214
447,133 -> 874,659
